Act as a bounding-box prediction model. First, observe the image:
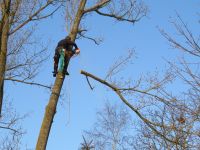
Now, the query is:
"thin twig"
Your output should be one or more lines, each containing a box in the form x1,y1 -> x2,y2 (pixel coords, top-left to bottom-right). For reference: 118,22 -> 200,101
0,125 -> 19,133
4,78 -> 51,89
85,76 -> 94,90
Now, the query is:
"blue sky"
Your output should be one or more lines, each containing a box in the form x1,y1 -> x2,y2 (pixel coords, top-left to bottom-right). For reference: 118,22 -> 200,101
6,1 -> 200,149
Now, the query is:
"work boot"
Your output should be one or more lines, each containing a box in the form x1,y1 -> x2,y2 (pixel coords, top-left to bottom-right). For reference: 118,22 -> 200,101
65,71 -> 69,76
52,71 -> 57,77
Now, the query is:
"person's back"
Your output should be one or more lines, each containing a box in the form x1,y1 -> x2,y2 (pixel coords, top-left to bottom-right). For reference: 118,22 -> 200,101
57,37 -> 78,51
53,36 -> 80,77
57,39 -> 66,48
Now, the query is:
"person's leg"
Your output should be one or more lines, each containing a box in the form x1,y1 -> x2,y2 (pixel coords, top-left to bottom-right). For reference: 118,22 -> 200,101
63,51 -> 73,75
53,48 -> 60,77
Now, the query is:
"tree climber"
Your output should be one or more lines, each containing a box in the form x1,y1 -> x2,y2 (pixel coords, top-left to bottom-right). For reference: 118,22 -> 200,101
53,36 -> 80,77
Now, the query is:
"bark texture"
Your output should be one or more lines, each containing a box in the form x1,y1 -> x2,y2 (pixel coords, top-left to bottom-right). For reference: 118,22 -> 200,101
36,0 -> 148,148
36,0 -> 86,149
0,0 -> 11,117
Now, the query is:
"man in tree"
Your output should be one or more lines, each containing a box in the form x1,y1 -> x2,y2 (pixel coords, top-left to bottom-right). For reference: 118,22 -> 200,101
53,36 -> 80,77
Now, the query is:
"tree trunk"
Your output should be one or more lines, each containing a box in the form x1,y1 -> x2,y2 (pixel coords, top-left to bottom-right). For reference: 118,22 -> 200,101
0,0 -> 11,117
35,75 -> 65,150
36,0 -> 86,149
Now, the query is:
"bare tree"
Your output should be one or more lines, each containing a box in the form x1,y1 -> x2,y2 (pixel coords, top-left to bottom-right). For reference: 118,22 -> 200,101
84,102 -> 134,150
36,0 -> 148,149
135,13 -> 200,150
0,99 -> 25,150
81,13 -> 200,150
79,136 -> 95,150
0,0 -> 63,117
81,57 -> 199,149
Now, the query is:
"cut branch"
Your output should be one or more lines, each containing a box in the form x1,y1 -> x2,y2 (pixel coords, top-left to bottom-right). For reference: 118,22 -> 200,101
80,70 -> 179,145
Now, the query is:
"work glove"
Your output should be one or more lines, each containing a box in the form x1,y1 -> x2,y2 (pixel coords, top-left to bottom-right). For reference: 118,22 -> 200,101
75,48 -> 80,54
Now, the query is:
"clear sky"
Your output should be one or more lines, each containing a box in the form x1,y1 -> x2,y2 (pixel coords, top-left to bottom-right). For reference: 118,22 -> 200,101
6,0 -> 199,149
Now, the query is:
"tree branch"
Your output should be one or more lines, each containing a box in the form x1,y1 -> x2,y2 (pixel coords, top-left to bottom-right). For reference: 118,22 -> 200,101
0,125 -> 19,133
4,78 -> 51,89
9,0 -> 55,35
105,49 -> 134,80
78,32 -> 103,45
84,0 -> 110,14
80,70 -> 179,145
31,5 -> 62,21
85,75 -> 94,90
95,10 -> 138,24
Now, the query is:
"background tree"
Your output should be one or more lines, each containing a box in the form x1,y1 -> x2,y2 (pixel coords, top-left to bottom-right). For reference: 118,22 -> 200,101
0,99 -> 25,150
84,102 -> 134,150
130,14 -> 200,150
79,136 -> 95,150
133,14 -> 200,150
0,0 -> 63,117
0,0 -> 64,149
81,12 -> 200,150
36,0 -> 148,149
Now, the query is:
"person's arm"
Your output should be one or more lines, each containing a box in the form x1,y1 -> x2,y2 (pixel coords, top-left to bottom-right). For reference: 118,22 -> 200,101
70,41 -> 78,50
73,42 -> 80,54
69,41 -> 80,54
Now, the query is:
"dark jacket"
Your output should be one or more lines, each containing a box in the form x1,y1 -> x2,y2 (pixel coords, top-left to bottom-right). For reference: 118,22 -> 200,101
56,38 -> 78,51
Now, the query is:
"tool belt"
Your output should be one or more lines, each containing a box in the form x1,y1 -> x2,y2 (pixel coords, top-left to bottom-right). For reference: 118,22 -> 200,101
65,50 -> 74,57
57,47 -> 74,56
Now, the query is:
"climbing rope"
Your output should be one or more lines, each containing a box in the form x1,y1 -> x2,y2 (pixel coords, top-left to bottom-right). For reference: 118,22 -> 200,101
65,65 -> 71,126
